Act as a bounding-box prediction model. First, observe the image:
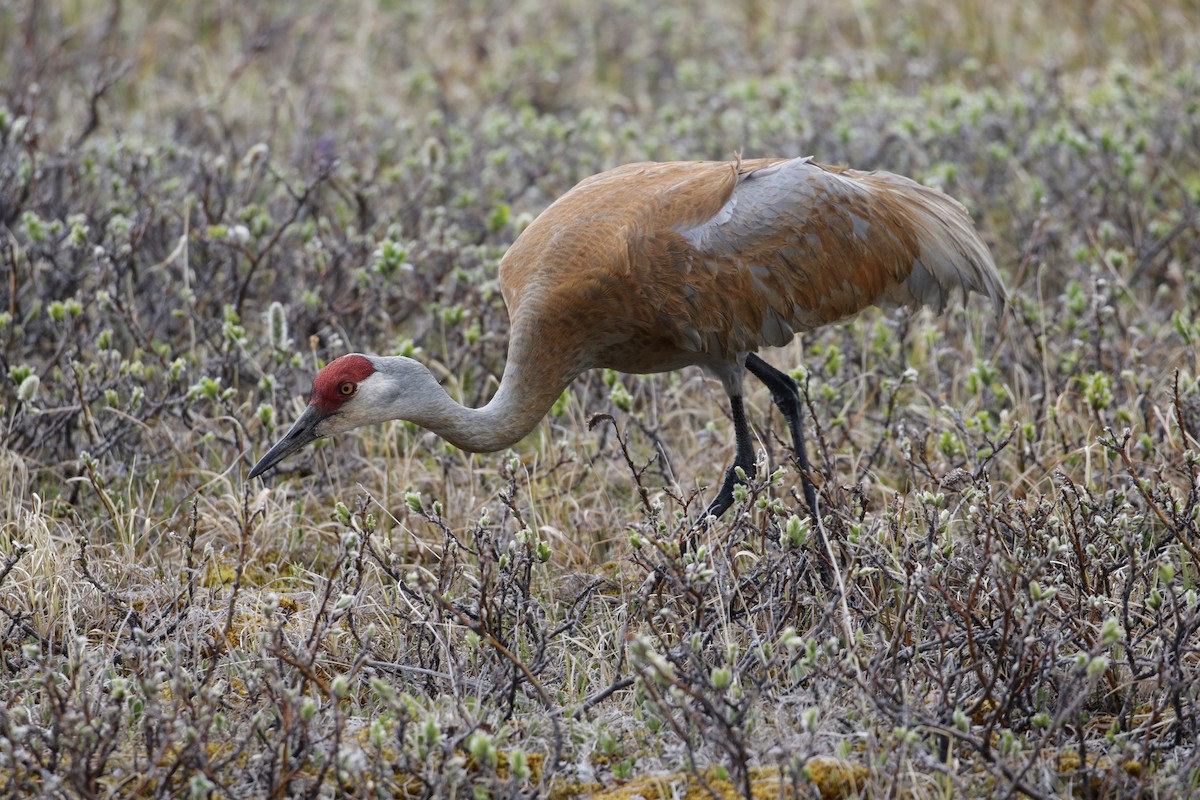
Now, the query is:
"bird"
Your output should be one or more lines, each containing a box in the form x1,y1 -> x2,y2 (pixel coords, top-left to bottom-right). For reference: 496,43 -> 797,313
248,156 -> 1005,522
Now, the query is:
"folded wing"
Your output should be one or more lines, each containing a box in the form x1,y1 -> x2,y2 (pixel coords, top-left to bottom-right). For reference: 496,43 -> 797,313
671,157 -> 1005,353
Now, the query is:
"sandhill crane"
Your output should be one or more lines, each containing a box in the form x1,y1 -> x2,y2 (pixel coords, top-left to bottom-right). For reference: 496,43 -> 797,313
248,156 -> 1004,522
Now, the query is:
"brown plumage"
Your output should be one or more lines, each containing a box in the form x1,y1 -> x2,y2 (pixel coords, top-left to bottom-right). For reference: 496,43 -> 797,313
249,156 -> 1005,520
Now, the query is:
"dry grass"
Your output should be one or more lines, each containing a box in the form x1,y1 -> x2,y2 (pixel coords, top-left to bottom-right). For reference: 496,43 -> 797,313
2,0 -> 1200,797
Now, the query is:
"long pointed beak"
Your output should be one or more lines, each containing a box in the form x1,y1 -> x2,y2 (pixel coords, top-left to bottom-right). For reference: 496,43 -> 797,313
247,404 -> 329,479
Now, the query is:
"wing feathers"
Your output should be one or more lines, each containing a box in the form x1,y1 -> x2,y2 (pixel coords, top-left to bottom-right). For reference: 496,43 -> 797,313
679,157 -> 1005,350
859,169 -> 1005,316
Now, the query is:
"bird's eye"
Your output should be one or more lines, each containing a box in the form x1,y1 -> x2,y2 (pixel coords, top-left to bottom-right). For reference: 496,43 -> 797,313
339,382 -> 357,396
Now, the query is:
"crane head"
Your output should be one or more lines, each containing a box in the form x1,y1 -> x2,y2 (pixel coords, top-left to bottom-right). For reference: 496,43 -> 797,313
247,354 -> 377,478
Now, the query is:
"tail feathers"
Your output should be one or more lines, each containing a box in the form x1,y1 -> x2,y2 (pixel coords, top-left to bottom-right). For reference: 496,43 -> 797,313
879,176 -> 1006,317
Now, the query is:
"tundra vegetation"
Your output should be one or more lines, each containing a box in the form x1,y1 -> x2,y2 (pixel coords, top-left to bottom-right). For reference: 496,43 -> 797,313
2,1 -> 1199,797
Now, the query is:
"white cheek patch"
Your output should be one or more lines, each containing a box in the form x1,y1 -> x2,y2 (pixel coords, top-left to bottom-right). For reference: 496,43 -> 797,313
310,375 -> 379,436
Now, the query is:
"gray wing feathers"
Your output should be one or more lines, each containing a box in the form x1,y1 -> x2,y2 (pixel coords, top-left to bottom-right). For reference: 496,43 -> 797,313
680,157 -> 818,253
680,156 -> 1005,319
868,171 -> 1007,317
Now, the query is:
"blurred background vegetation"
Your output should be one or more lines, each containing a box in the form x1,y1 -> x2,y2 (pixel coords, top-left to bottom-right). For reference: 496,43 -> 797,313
1,0 -> 1199,797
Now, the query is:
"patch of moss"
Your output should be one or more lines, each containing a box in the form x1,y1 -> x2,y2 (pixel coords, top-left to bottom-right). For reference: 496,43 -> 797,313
552,760 -> 866,800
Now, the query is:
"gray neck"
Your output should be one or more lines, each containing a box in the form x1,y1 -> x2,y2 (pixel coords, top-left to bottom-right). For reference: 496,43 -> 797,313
378,329 -> 579,453
426,360 -> 569,453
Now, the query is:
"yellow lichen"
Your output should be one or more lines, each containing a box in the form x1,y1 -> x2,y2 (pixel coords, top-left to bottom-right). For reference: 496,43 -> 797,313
803,757 -> 869,799
1051,750 -> 1142,776
1049,749 -> 1145,796
970,697 -> 999,724
557,760 -> 866,800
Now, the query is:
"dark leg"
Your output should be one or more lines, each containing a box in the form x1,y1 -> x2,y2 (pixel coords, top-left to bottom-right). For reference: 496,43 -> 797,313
745,353 -> 819,518
703,394 -> 757,519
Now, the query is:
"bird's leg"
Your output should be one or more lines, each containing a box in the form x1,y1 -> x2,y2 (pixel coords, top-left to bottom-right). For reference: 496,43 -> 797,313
745,353 -> 819,518
703,394 -> 757,519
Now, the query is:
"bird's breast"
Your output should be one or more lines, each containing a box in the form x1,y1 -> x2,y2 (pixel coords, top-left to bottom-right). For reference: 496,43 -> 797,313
590,338 -> 711,375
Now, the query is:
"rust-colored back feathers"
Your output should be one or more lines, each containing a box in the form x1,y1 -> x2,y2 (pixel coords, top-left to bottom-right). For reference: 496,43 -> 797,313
499,156 -> 1003,377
